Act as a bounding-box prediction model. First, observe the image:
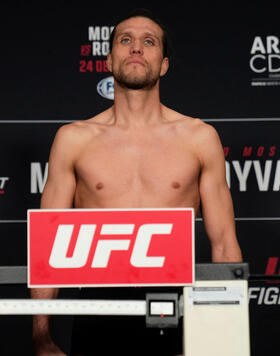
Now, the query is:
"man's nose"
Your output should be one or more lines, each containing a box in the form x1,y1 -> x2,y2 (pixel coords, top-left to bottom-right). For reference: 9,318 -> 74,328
130,40 -> 143,55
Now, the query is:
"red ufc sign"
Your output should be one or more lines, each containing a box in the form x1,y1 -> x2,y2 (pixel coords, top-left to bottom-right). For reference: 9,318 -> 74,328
28,208 -> 194,287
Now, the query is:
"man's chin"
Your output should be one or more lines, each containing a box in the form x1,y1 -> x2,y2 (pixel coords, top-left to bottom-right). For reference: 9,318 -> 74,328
115,75 -> 158,90
119,81 -> 149,90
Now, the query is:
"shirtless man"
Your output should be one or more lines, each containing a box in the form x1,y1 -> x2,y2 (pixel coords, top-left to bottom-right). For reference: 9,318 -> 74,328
31,8 -> 242,356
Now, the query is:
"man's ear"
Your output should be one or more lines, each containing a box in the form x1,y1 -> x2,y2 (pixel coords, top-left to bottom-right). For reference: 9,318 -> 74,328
160,57 -> 169,77
106,53 -> 113,72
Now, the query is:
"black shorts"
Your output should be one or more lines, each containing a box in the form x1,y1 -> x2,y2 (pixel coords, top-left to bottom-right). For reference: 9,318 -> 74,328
70,288 -> 183,356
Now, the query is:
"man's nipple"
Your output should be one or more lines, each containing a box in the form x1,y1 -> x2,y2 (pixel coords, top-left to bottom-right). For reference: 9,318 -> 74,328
96,182 -> 104,190
172,182 -> 181,189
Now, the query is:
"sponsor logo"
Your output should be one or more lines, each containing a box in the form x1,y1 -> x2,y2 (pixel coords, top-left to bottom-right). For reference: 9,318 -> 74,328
249,35 -> 280,86
79,25 -> 114,74
0,177 -> 9,194
264,257 -> 280,284
248,258 -> 280,305
30,162 -> 48,194
97,76 -> 114,100
224,145 -> 280,192
265,257 -> 280,276
49,223 -> 172,268
28,209 -> 194,287
249,287 -> 280,305
225,159 -> 280,192
249,257 -> 280,305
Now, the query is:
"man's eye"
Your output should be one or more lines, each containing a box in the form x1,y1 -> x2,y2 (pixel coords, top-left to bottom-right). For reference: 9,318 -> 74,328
121,38 -> 130,44
145,39 -> 154,45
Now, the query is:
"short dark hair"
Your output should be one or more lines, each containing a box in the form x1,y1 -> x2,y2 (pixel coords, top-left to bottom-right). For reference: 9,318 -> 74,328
109,8 -> 172,59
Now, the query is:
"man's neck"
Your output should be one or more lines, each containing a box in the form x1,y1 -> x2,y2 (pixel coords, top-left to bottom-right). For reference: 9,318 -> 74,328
112,83 -> 164,127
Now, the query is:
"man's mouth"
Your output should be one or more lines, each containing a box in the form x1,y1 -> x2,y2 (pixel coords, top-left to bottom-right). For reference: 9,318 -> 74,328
126,59 -> 145,66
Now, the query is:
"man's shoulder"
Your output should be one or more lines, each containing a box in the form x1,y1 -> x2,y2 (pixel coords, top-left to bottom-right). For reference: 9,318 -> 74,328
187,118 -> 219,140
186,119 -> 221,150
54,122 -> 88,146
165,107 -> 218,139
55,108 -> 113,142
183,118 -> 224,162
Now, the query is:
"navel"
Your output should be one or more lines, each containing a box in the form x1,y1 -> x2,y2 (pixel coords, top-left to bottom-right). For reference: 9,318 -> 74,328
172,181 -> 181,189
96,182 -> 104,190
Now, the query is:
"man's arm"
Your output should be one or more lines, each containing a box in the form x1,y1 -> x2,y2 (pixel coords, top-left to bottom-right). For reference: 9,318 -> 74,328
31,124 -> 77,355
197,123 -> 242,262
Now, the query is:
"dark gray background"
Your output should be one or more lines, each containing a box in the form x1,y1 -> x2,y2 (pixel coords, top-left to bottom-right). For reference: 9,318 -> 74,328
0,2 -> 279,355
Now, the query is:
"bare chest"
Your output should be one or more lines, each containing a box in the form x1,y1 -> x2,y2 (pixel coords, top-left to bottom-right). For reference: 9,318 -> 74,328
74,134 -> 200,202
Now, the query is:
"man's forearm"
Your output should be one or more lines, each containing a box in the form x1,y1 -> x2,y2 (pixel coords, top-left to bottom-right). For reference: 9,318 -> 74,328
211,239 -> 243,263
31,288 -> 59,340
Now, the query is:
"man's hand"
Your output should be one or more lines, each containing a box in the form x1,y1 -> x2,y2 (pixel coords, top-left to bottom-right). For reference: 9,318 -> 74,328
34,337 -> 67,356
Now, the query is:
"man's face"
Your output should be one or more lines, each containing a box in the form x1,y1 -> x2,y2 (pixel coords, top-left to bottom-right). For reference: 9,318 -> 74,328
107,16 -> 169,90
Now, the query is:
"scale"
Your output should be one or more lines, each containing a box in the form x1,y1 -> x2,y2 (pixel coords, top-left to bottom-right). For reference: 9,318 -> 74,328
0,263 -> 250,356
